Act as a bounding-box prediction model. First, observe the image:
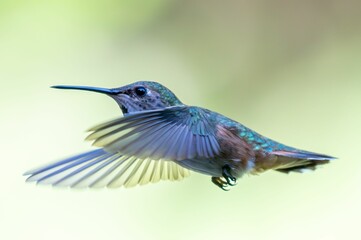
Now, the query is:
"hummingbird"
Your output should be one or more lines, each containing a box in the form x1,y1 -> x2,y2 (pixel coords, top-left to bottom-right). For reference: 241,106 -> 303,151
24,81 -> 335,191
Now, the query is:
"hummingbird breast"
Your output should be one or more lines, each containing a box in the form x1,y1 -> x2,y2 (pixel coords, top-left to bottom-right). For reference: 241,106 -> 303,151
215,125 -> 260,177
177,125 -> 262,178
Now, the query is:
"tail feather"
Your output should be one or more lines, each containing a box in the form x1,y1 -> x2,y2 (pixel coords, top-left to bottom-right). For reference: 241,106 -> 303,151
271,149 -> 335,174
272,150 -> 336,161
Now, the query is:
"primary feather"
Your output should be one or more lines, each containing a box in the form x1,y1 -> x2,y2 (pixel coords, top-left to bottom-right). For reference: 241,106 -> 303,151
24,149 -> 190,188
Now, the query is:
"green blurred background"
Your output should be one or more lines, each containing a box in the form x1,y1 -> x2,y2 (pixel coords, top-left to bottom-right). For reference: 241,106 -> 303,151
1,1 -> 360,240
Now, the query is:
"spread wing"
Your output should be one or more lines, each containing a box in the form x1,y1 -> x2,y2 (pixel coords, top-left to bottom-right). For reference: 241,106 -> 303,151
86,106 -> 221,161
24,149 -> 190,188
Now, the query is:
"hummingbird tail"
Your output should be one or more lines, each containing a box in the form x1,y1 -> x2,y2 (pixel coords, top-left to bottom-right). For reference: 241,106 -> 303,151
271,150 -> 336,173
24,149 -> 190,188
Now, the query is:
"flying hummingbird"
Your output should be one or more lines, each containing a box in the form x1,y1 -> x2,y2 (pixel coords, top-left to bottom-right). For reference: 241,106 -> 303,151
24,81 -> 335,190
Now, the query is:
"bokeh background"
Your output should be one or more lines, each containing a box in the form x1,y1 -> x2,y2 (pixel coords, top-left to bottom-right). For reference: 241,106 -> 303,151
1,1 -> 361,240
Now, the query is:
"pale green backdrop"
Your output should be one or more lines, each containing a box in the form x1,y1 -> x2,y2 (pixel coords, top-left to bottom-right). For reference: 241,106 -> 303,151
1,1 -> 360,240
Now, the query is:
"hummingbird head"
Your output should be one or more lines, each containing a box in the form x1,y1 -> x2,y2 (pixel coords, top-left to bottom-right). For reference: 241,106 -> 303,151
52,81 -> 183,115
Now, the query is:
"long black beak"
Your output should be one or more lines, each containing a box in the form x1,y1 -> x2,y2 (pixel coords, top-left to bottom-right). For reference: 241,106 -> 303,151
51,85 -> 121,95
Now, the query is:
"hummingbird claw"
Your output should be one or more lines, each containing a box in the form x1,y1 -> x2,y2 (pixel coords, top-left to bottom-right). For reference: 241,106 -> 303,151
221,185 -> 231,191
222,165 -> 237,186
211,177 -> 231,191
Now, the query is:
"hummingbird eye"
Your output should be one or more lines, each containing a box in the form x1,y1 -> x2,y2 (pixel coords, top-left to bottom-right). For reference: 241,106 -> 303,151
134,86 -> 147,97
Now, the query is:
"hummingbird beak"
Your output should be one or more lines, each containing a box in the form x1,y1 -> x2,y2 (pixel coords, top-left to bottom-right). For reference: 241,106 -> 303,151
52,85 -> 130,114
51,85 -> 122,95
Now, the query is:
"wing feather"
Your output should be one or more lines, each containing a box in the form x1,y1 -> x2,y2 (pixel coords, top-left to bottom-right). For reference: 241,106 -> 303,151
86,106 -> 221,161
24,149 -> 190,188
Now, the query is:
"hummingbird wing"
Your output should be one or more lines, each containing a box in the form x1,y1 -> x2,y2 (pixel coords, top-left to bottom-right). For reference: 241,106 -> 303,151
86,106 -> 221,161
24,149 -> 190,188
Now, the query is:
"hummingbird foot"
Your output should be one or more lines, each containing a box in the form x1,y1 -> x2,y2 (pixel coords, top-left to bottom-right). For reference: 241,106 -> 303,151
222,165 -> 237,186
211,177 -> 231,191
